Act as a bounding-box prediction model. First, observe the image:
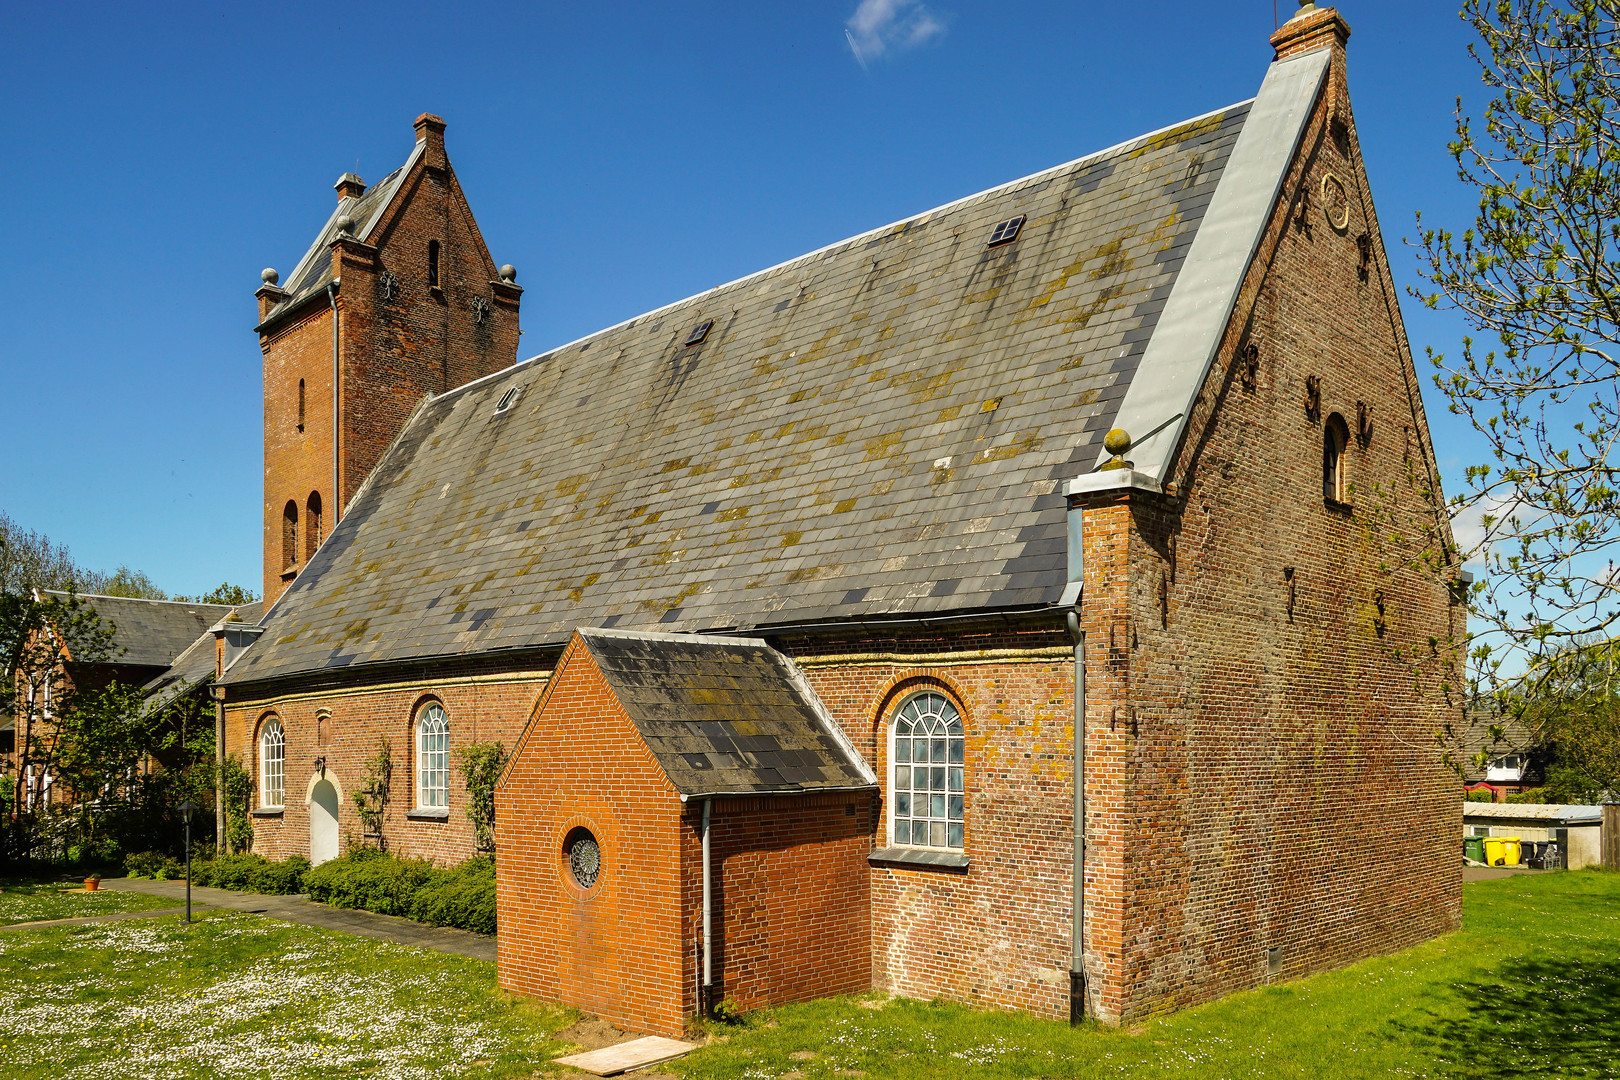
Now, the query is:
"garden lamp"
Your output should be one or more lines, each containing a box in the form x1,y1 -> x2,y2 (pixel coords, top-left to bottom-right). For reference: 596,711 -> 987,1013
177,799 -> 196,923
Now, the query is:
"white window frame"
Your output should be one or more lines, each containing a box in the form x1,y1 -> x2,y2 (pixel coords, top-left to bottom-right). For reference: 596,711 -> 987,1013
888,691 -> 965,850
259,718 -> 285,808
416,703 -> 450,809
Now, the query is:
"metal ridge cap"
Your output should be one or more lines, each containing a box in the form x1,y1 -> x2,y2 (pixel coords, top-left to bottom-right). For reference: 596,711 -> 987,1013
1092,46 -> 1331,481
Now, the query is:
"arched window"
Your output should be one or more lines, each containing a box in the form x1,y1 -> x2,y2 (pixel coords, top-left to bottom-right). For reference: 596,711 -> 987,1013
259,718 -> 285,808
890,691 -> 965,850
297,378 -> 306,432
416,703 -> 449,808
282,501 -> 299,570
305,491 -> 323,562
1323,413 -> 1350,504
427,240 -> 440,288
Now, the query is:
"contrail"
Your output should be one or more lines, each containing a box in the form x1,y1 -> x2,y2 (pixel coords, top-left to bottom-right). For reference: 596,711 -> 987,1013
845,28 -> 870,74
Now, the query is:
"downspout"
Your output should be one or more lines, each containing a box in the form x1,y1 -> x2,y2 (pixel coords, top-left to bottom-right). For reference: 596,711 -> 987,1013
1062,498 -> 1087,1024
701,798 -> 713,1016
327,281 -> 340,518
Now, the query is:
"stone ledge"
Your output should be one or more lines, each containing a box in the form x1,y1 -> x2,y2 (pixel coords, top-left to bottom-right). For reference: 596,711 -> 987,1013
868,846 -> 969,870
1064,469 -> 1163,498
406,808 -> 450,821
251,806 -> 284,818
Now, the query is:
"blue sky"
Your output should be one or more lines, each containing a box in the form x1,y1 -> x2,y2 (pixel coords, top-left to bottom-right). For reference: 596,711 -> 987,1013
0,1 -> 1485,597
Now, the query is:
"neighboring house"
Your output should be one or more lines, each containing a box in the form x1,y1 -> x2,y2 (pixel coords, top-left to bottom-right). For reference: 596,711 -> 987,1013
1463,803 -> 1607,870
218,7 -> 1465,1032
3,592 -> 254,808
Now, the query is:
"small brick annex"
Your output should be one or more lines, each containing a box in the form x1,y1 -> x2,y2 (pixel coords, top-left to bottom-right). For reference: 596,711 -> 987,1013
495,630 -> 873,1038
217,2 -> 1464,1038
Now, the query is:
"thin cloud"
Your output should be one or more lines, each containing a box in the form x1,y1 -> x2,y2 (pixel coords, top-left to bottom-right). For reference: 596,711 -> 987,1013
846,0 -> 948,65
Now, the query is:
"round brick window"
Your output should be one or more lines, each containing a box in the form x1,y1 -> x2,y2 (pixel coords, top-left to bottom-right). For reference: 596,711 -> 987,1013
566,828 -> 601,889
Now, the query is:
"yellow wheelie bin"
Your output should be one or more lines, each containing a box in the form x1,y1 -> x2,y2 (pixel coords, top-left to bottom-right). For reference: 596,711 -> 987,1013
1482,836 -> 1521,866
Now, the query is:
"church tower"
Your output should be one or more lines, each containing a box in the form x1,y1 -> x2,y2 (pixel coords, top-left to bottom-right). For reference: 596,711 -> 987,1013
253,114 -> 522,604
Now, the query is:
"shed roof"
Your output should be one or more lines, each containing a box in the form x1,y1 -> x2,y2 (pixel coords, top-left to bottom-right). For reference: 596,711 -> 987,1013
574,628 -> 872,797
224,47 -> 1331,688
1462,803 -> 1604,825
142,602 -> 264,710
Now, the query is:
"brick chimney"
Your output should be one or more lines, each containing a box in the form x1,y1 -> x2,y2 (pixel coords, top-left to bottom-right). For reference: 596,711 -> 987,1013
1270,4 -> 1350,61
414,112 -> 448,171
334,172 -> 366,201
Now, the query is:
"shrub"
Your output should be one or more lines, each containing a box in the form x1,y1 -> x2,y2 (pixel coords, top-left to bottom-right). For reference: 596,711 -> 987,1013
207,853 -> 273,890
302,849 -> 435,915
124,851 -> 170,878
410,857 -> 495,934
1465,790 -> 1496,803
249,855 -> 310,895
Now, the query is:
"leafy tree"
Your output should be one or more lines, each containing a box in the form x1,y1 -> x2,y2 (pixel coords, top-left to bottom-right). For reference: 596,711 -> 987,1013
458,742 -> 508,853
94,565 -> 168,600
179,583 -> 259,606
1415,1 -> 1620,734
0,511 -> 96,595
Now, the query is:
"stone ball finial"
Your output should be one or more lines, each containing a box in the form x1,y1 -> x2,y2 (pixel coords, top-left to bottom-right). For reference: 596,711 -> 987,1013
334,215 -> 355,237
1291,1 -> 1320,17
261,267 -> 279,286
499,264 -> 517,283
1100,427 -> 1134,472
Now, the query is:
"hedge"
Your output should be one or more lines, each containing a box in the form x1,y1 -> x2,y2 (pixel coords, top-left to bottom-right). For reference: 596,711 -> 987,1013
123,847 -> 496,933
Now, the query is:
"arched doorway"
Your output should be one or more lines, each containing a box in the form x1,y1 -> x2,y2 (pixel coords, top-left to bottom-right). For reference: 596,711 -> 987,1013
308,775 -> 340,865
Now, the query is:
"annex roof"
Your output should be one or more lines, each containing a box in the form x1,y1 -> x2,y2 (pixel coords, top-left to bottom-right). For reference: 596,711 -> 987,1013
573,628 -> 873,797
225,47 -> 1332,687
44,592 -> 237,670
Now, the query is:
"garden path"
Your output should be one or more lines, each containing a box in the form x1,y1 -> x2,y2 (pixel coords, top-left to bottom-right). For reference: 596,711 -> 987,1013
99,877 -> 496,960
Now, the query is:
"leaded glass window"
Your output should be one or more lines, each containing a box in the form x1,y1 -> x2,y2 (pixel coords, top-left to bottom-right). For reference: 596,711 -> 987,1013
259,718 -> 285,808
416,704 -> 450,809
890,692 -> 964,850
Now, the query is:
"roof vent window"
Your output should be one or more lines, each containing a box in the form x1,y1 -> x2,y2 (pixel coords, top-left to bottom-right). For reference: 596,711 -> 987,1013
493,386 -> 522,415
987,216 -> 1026,247
685,320 -> 714,347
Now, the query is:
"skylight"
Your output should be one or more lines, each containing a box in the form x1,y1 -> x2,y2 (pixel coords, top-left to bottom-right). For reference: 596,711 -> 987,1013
987,216 -> 1026,246
493,386 -> 522,415
685,320 -> 714,346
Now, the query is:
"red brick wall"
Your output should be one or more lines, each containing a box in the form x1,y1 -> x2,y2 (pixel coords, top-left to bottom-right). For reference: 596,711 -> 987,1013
1069,28 -> 1463,1022
788,627 -> 1082,1018
495,637 -> 688,1037
259,305 -> 335,604
683,793 -> 873,1014
224,666 -> 548,866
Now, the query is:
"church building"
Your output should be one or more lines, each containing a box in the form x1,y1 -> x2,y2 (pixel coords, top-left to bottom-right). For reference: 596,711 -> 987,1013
211,7 -> 1464,1034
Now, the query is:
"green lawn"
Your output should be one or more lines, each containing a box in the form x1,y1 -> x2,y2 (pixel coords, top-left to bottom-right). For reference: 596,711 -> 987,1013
673,870 -> 1620,1080
0,880 -> 179,926
0,871 -> 1614,1079
0,910 -> 573,1079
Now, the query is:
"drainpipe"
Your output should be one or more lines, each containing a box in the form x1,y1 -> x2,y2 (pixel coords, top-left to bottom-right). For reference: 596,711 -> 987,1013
1062,497 -> 1087,1024
327,281 -> 340,517
701,798 -> 713,1016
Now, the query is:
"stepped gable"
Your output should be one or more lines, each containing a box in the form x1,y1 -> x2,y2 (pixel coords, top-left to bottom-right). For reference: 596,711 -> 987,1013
225,96 -> 1263,685
570,628 -> 874,796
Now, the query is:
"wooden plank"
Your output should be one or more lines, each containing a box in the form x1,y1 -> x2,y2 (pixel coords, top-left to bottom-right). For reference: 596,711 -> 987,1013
553,1036 -> 698,1076
1604,804 -> 1620,870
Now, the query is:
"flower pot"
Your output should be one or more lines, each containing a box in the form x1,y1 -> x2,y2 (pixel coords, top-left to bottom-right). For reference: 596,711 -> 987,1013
83,878 -> 100,892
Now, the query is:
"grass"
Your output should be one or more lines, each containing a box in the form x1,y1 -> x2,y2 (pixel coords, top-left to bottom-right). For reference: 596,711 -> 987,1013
0,910 -> 574,1079
672,870 -> 1620,1080
0,880 -> 180,926
0,871 -> 1614,1079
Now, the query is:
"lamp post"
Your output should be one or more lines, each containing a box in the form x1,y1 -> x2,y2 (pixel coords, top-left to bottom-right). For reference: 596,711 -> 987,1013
178,799 -> 196,923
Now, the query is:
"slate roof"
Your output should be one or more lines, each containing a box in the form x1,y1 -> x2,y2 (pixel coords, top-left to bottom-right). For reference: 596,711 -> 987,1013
259,146 -> 423,326
142,602 -> 264,710
1461,804 -> 1604,824
225,47 -> 1333,688
45,592 -> 236,670
577,628 -> 873,796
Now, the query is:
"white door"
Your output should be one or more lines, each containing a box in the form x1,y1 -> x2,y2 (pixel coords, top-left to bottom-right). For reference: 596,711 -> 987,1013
309,778 -> 340,865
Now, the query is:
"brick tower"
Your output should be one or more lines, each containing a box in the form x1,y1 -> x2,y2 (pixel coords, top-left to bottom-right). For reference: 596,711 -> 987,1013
253,114 -> 522,604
